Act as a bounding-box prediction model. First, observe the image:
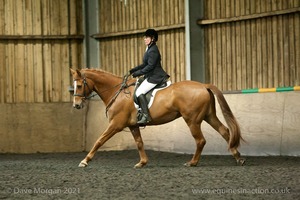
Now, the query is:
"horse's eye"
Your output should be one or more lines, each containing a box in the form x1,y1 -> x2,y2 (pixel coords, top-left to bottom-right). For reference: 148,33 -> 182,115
77,85 -> 82,89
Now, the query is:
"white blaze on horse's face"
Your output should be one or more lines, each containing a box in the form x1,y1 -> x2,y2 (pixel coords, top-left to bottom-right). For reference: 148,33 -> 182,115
74,80 -> 77,95
73,80 -> 84,109
73,80 -> 77,107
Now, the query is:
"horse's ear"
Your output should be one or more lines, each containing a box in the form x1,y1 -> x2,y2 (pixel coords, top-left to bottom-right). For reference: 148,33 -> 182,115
70,68 -> 81,77
76,69 -> 81,77
70,68 -> 76,75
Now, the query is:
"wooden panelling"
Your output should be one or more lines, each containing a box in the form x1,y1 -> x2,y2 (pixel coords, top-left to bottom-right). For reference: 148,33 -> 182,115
97,0 -> 186,83
202,0 -> 300,91
0,0 -> 83,103
1,0 -> 298,103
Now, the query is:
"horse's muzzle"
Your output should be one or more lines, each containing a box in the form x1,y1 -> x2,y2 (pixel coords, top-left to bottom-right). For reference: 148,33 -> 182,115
73,103 -> 84,109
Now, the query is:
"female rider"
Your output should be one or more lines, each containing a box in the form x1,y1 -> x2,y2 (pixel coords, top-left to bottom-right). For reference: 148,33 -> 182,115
130,29 -> 169,125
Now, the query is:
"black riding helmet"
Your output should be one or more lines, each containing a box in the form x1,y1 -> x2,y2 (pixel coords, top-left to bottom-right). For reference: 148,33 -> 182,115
144,29 -> 158,42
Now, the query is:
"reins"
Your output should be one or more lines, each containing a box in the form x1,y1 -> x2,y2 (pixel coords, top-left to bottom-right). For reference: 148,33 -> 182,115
105,73 -> 133,117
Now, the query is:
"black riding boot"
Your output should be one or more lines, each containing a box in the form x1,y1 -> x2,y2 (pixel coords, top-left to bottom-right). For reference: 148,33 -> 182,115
137,94 -> 152,125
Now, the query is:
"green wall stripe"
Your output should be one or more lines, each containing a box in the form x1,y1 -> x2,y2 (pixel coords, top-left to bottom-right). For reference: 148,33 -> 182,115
276,87 -> 294,92
223,86 -> 300,94
241,88 -> 259,94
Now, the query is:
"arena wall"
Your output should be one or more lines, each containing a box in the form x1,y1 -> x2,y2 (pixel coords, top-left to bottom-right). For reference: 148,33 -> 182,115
1,92 -> 298,156
0,103 -> 85,153
85,92 -> 300,156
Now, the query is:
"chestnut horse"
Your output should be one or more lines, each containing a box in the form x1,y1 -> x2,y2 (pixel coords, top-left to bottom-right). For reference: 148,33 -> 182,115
70,68 -> 245,168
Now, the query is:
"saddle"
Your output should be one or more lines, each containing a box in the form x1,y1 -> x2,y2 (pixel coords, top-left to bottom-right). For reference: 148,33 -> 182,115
133,77 -> 171,109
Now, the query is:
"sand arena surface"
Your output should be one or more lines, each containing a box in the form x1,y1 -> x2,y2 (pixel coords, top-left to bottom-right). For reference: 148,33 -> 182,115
0,150 -> 299,199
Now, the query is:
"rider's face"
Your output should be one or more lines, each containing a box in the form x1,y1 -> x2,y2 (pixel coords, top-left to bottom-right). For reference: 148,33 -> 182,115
144,36 -> 152,46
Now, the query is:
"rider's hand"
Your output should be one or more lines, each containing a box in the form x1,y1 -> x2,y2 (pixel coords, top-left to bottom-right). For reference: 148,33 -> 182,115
129,68 -> 137,75
132,70 -> 142,78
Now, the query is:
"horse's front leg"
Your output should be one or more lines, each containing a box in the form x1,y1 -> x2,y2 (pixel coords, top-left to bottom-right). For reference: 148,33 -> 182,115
129,126 -> 148,168
78,125 -> 120,167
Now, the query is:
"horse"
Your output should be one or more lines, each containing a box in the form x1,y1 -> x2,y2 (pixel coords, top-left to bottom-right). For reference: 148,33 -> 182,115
70,68 -> 245,168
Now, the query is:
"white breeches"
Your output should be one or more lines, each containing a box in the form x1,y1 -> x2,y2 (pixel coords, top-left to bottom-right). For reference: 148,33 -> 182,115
135,79 -> 157,97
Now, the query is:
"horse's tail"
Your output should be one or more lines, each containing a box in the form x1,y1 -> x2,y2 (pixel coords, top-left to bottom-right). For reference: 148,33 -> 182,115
205,84 -> 244,149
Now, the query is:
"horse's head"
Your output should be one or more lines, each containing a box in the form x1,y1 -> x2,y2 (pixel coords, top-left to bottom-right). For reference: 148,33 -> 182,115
70,68 -> 93,109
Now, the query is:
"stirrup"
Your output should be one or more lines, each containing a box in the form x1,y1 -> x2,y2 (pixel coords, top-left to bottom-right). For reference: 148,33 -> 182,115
137,114 -> 151,125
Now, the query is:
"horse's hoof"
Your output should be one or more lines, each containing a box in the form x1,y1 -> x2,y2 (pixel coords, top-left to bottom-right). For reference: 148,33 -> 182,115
78,161 -> 88,168
184,162 -> 197,167
237,158 -> 245,166
134,162 -> 145,168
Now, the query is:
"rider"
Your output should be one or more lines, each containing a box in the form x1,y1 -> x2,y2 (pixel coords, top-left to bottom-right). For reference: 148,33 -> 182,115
129,29 -> 170,125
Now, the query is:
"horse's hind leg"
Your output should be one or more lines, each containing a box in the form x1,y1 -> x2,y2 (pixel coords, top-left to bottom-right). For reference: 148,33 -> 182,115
185,122 -> 206,167
205,114 -> 244,164
129,126 -> 148,168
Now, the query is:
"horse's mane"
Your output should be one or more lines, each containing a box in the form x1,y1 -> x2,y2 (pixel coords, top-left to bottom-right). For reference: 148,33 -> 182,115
81,68 -> 122,79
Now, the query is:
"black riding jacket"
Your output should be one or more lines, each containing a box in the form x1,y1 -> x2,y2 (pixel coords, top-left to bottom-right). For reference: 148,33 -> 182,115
131,43 -> 169,84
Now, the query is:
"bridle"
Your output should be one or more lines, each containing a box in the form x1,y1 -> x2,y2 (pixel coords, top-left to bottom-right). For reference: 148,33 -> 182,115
72,73 -> 134,116
73,76 -> 97,100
